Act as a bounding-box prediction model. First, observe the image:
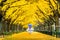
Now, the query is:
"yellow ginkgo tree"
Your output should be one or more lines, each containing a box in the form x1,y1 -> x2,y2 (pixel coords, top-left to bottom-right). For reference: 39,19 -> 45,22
1,0 -> 59,28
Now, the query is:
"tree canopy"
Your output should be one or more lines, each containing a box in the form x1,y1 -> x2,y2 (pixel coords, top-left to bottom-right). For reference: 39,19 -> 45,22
0,0 -> 60,28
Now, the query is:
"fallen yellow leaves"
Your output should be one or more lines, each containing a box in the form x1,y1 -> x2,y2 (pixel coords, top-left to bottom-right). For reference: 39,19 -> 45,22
0,38 -> 4,40
4,32 -> 60,40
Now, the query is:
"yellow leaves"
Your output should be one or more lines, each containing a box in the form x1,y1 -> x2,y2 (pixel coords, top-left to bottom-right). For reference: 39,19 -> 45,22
5,7 -> 18,19
2,0 -> 58,28
20,16 -> 37,28
11,0 -> 27,7
0,0 -> 1,2
57,1 -> 60,14
5,0 -> 17,4
4,32 -> 58,40
21,3 -> 37,13
50,0 -> 57,10
37,0 -> 51,15
2,5 -> 9,11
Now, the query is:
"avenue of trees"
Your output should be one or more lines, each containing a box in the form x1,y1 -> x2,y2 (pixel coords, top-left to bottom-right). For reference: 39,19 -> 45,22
0,0 -> 60,37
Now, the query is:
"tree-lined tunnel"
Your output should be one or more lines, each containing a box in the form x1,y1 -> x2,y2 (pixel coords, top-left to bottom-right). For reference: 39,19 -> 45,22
0,0 -> 60,37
